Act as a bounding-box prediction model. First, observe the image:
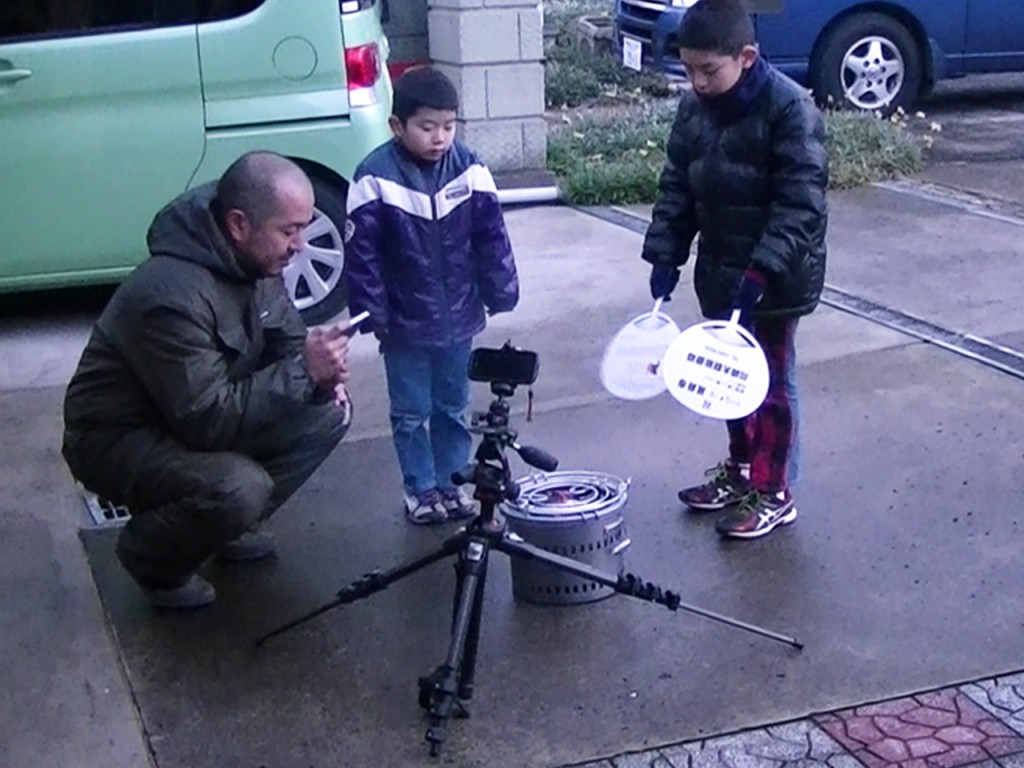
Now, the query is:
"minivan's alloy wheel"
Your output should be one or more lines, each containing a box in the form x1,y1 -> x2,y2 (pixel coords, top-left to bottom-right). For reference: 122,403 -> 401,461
284,177 -> 349,325
840,35 -> 905,110
812,12 -> 922,116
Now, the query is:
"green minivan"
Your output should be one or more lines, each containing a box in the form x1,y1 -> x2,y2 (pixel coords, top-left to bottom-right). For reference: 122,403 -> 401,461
0,0 -> 393,323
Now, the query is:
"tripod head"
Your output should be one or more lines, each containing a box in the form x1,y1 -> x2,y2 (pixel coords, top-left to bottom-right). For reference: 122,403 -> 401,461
452,344 -> 558,514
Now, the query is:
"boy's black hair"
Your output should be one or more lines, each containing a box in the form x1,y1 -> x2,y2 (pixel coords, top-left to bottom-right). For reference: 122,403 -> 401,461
676,0 -> 755,56
391,66 -> 459,123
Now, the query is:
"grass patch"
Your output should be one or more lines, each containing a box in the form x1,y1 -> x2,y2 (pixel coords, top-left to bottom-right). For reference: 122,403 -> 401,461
826,110 -> 924,189
548,102 -> 674,205
549,104 -> 928,204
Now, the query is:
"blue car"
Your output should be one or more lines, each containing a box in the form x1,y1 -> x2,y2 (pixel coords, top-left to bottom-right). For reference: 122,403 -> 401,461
615,0 -> 1024,112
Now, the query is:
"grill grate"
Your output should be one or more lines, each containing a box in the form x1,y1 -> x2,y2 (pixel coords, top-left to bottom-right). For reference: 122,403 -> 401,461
82,491 -> 130,527
510,471 -> 628,520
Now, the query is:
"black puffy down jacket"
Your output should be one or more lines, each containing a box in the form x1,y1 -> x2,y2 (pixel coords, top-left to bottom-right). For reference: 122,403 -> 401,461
642,67 -> 829,320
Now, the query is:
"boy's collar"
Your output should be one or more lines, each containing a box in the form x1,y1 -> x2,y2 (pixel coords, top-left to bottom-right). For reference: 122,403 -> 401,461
697,55 -> 772,124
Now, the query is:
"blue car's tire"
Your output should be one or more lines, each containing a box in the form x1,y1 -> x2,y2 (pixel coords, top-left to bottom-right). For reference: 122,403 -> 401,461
811,12 -> 923,115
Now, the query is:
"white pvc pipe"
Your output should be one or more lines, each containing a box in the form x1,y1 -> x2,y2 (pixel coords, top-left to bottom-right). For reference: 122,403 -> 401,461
496,186 -> 562,205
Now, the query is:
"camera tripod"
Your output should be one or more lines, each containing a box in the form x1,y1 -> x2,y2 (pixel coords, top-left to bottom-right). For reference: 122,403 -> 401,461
257,381 -> 803,757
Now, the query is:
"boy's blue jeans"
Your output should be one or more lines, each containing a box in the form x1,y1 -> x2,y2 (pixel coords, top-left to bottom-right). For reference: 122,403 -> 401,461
383,341 -> 473,496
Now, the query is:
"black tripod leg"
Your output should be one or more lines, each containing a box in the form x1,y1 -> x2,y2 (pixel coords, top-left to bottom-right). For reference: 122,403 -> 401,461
420,537 -> 490,757
256,530 -> 470,646
456,551 -> 488,703
494,535 -> 803,650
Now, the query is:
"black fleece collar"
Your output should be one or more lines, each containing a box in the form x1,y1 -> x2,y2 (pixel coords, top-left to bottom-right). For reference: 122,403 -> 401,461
697,55 -> 772,125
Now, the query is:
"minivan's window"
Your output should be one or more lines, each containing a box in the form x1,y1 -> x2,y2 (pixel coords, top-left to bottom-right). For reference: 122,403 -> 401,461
0,0 -> 263,40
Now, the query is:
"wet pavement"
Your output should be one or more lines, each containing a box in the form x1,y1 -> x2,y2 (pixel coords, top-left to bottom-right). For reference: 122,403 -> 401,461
69,324 -> 1024,767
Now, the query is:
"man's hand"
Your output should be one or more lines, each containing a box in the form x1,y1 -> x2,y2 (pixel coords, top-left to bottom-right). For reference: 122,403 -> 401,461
304,325 -> 350,388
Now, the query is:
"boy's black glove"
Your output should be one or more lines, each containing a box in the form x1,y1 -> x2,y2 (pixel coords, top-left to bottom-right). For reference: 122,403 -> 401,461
732,268 -> 767,328
649,263 -> 681,301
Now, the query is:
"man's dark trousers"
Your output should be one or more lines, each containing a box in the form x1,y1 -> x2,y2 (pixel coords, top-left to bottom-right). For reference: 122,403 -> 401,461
69,402 -> 348,589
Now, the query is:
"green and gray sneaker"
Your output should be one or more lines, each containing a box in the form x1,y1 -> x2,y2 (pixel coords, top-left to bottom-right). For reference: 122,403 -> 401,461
715,490 -> 797,539
678,461 -> 751,510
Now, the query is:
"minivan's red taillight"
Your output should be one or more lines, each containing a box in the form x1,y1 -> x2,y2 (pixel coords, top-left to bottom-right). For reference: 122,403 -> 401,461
345,43 -> 381,90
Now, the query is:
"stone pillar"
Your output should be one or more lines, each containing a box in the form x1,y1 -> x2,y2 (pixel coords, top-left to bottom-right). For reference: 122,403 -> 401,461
427,0 -> 549,179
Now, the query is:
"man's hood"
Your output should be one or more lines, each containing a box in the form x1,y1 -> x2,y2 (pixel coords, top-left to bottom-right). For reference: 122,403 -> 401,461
145,182 -> 251,281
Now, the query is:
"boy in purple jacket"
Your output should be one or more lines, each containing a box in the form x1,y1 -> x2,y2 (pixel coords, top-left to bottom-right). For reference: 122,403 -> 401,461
344,67 -> 520,525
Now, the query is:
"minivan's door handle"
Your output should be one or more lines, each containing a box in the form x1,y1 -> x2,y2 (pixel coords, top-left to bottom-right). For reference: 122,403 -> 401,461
0,69 -> 33,85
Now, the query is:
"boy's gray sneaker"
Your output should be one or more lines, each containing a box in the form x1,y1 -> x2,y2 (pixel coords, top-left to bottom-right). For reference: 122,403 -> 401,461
405,489 -> 448,525
440,487 -> 476,521
217,531 -> 277,562
144,574 -> 216,610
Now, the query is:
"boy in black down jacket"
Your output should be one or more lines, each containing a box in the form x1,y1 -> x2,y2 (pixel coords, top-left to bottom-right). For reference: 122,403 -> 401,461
642,0 -> 828,539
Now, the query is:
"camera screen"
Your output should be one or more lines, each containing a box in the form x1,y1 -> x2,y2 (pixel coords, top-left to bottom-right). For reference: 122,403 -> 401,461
468,346 -> 539,386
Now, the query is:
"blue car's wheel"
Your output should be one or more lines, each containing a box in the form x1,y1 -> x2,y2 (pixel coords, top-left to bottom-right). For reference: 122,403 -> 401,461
812,12 -> 923,115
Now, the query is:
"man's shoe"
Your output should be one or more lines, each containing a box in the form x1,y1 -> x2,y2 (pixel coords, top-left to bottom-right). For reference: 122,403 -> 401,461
404,489 -> 448,525
715,490 -> 797,539
217,531 -> 276,562
144,574 -> 216,610
439,487 -> 476,521
679,461 -> 750,510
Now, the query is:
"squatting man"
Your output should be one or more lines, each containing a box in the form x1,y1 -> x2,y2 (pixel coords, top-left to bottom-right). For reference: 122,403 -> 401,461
62,151 -> 353,610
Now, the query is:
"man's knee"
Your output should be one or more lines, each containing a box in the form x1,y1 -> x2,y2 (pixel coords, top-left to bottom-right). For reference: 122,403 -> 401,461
281,401 -> 350,453
323,401 -> 351,446
297,402 -> 349,466
196,456 -> 274,536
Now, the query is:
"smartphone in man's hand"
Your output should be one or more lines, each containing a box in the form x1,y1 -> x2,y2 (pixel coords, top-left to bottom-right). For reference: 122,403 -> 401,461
325,310 -> 370,340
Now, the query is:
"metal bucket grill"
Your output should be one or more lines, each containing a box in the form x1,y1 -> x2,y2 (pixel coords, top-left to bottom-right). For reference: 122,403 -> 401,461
502,471 -> 630,605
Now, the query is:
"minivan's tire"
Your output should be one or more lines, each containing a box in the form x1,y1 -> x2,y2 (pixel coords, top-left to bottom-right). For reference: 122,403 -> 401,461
284,176 -> 349,326
811,12 -> 922,115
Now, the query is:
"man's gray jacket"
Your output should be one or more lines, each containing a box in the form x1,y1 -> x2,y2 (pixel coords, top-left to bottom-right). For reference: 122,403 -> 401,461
63,183 -> 327,485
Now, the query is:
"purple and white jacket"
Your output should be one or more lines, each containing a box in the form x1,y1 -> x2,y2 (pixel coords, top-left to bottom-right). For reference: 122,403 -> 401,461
343,139 -> 519,347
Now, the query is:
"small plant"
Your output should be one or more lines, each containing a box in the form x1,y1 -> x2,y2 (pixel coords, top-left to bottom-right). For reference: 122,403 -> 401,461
825,108 -> 927,188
